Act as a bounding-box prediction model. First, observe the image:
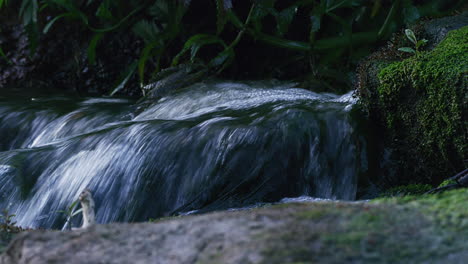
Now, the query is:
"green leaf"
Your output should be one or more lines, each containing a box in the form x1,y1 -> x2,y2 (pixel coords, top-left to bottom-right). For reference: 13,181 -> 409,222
49,0 -> 74,10
251,0 -> 276,32
0,0 -> 7,9
227,9 -> 244,29
176,34 -> 226,64
96,2 -> 113,20
138,42 -> 161,83
0,45 -> 11,64
148,0 -> 169,21
209,47 -> 234,68
310,15 -> 321,33
398,47 -> 415,54
215,0 -> 233,34
378,0 -> 398,37
191,35 -> 225,60
132,20 -> 160,43
68,200 -> 80,212
20,0 -> 38,25
43,13 -> 73,34
405,29 -> 417,45
25,22 -> 39,55
276,6 -> 297,36
326,0 -> 358,13
110,61 -> 138,96
326,12 -> 352,39
87,33 -> 104,65
70,208 -> 83,217
416,39 -> 428,49
88,6 -> 142,33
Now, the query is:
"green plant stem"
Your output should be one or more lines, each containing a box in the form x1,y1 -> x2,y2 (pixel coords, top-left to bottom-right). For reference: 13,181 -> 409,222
378,0 -> 400,37
87,6 -> 143,33
226,3 -> 255,50
251,30 -> 379,51
226,10 -> 379,52
0,45 -> 12,64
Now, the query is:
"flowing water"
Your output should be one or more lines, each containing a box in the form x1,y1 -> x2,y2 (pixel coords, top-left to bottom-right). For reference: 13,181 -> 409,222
0,81 -> 368,228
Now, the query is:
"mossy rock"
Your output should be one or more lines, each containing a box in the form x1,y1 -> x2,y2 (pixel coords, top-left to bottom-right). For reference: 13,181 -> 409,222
358,19 -> 467,187
261,189 -> 468,264
2,189 -> 468,263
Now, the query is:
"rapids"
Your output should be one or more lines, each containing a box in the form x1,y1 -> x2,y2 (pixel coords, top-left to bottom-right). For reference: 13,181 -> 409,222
0,81 -> 367,228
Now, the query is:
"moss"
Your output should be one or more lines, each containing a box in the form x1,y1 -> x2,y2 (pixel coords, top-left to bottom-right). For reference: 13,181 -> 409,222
375,26 -> 467,183
437,179 -> 457,188
412,189 -> 468,232
259,189 -> 468,263
380,183 -> 432,197
372,189 -> 468,232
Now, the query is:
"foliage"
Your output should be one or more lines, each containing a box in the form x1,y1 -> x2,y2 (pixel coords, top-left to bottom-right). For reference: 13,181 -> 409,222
398,28 -> 427,56
60,199 -> 83,230
0,209 -> 22,233
0,208 -> 24,253
0,0 -> 464,93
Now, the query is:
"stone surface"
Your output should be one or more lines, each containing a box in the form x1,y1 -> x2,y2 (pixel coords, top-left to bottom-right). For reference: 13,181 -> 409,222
1,189 -> 467,264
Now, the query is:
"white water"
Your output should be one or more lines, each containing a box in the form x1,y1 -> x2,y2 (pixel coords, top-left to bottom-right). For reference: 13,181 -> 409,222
0,81 -> 365,228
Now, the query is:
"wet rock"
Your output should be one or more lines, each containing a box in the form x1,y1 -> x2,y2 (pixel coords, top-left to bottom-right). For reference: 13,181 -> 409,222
142,64 -> 208,100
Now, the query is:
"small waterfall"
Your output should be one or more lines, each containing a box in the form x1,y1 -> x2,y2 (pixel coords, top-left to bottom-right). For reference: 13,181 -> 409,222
0,81 -> 366,228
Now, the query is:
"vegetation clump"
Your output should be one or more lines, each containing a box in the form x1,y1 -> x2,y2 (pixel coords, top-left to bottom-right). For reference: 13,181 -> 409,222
0,209 -> 25,254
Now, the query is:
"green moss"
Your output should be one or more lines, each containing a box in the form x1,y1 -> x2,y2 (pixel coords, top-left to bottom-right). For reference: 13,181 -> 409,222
380,183 -> 432,197
260,189 -> 468,263
373,188 -> 468,231
412,189 -> 468,232
376,26 -> 467,183
331,189 -> 468,262
296,208 -> 327,220
437,179 -> 457,188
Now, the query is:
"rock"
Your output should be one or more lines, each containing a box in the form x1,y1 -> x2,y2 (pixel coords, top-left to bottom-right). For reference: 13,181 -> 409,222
1,189 -> 467,264
422,12 -> 468,49
141,64 -> 208,100
357,14 -> 468,187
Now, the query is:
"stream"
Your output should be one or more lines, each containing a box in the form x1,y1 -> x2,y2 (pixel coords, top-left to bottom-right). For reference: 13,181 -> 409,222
0,81 -> 369,228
